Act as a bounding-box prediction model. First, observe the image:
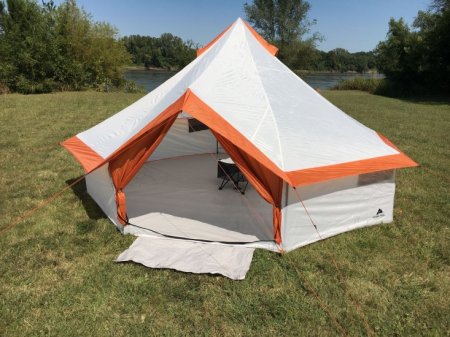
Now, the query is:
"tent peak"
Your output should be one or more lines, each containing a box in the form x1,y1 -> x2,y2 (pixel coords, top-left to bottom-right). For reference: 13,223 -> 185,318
196,18 -> 278,57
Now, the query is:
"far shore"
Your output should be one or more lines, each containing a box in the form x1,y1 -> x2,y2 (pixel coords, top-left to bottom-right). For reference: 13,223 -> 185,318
123,65 -> 176,72
124,65 -> 382,75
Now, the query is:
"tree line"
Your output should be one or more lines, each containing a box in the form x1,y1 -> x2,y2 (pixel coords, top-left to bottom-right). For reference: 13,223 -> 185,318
121,34 -> 196,71
245,0 -> 449,95
374,0 -> 449,95
1,0 -> 447,96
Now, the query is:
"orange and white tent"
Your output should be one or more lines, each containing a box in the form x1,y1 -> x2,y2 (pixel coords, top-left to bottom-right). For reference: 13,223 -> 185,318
62,18 -> 417,258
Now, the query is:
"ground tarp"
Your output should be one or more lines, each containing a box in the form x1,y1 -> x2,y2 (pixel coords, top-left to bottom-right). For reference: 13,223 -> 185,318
116,236 -> 255,280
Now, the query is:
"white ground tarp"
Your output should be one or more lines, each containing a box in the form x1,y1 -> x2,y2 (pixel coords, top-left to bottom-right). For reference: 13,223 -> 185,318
116,236 -> 255,280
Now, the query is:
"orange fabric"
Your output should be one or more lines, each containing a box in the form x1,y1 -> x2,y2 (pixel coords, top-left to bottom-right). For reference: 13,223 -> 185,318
61,136 -> 103,173
286,148 -> 418,187
105,94 -> 187,224
183,89 -> 290,182
242,20 -> 279,56
213,132 -> 283,244
196,19 -> 278,57
109,115 -> 178,224
196,23 -> 233,57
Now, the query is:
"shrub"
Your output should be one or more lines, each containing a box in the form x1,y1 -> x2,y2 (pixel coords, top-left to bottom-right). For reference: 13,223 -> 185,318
332,77 -> 384,93
0,0 -> 131,93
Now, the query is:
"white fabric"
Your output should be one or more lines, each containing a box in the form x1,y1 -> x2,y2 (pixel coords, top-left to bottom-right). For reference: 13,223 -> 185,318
85,163 -> 121,228
148,117 -> 220,161
219,157 -> 234,164
116,236 -> 255,280
281,171 -> 395,252
74,18 -> 399,173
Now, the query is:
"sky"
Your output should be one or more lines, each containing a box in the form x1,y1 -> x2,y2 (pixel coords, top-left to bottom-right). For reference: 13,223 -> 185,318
54,0 -> 430,52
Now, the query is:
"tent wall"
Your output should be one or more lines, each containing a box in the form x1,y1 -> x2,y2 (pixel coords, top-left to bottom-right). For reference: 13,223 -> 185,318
85,163 -> 121,229
281,170 -> 395,252
147,117 -> 224,162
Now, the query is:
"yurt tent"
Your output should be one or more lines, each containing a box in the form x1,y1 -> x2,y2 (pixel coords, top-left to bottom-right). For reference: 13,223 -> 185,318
62,18 -> 417,276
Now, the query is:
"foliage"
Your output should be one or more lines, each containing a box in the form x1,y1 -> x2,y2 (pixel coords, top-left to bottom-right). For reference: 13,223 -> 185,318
0,0 -> 130,93
374,0 -> 450,95
121,34 -> 196,71
244,1 -> 375,73
306,49 -> 376,73
244,0 -> 322,69
332,77 -> 385,94
0,91 -> 449,336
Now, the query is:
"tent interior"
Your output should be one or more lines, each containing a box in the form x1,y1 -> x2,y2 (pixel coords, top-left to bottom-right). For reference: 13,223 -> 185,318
120,115 -> 275,244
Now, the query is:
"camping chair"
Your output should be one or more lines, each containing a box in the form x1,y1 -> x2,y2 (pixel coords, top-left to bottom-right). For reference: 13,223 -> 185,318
217,158 -> 249,194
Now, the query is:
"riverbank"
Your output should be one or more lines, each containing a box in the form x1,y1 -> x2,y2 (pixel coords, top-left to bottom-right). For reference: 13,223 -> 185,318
123,68 -> 384,92
1,91 -> 448,336
124,65 -> 383,76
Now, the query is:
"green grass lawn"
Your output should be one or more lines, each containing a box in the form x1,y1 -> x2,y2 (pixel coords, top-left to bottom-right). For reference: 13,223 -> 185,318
0,91 -> 449,336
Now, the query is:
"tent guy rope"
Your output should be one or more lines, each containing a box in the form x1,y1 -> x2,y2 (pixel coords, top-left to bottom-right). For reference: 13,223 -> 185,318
0,175 -> 86,235
292,187 -> 375,337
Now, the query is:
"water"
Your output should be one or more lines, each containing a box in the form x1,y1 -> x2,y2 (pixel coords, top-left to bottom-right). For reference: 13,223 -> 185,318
124,69 -> 383,93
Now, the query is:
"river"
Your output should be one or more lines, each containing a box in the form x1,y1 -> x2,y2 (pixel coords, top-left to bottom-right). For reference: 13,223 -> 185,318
124,69 -> 383,93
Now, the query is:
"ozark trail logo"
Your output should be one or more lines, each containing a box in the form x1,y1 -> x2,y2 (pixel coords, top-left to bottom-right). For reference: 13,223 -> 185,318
373,208 -> 385,218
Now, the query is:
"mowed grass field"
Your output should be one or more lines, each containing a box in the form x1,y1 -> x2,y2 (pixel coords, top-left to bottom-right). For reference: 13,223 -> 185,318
0,91 -> 449,336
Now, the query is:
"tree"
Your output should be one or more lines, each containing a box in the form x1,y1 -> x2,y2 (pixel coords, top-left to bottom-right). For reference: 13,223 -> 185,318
0,0 -> 130,93
375,0 -> 450,94
244,0 -> 321,68
121,34 -> 196,71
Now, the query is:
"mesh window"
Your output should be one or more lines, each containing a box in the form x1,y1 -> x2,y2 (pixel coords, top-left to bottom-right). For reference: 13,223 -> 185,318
188,118 -> 209,132
357,170 -> 394,186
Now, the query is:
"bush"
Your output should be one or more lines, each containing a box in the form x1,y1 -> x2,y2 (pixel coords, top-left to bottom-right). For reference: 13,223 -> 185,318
332,78 -> 384,93
0,0 -> 131,94
332,77 -> 443,97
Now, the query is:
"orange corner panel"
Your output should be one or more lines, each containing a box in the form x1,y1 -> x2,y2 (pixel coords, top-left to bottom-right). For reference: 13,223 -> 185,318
242,20 -> 278,56
196,19 -> 278,57
286,151 -> 418,187
61,136 -> 104,173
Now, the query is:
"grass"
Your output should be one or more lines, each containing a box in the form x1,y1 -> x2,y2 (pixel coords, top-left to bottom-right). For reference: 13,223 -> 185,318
0,90 -> 449,336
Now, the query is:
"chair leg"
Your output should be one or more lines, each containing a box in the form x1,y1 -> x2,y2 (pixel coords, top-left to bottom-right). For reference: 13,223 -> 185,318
218,176 -> 229,190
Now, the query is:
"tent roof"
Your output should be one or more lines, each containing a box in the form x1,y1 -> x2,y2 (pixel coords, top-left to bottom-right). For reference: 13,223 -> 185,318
63,18 -> 416,186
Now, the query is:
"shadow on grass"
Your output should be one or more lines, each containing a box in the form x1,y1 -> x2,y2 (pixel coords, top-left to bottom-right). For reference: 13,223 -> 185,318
395,95 -> 450,106
66,177 -> 107,221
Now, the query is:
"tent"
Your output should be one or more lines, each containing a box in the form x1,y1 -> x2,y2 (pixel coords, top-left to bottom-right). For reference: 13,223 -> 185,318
62,18 -> 417,258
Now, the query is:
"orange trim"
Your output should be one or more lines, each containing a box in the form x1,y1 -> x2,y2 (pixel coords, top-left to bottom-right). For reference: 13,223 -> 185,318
183,89 -> 290,183
196,23 -> 233,57
213,131 -> 283,244
61,136 -> 103,173
378,132 -> 402,151
109,115 -> 178,224
286,150 -> 418,187
242,19 -> 278,56
197,19 -> 278,57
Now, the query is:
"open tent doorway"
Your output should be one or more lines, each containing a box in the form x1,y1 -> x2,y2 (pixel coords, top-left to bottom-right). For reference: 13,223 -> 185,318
123,153 -> 274,243
109,114 -> 278,250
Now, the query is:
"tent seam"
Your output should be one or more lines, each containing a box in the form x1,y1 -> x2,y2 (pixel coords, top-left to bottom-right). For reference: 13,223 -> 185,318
243,26 -> 285,170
